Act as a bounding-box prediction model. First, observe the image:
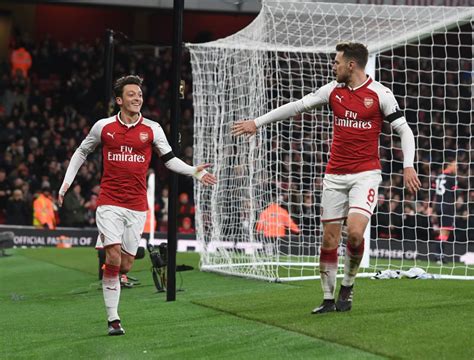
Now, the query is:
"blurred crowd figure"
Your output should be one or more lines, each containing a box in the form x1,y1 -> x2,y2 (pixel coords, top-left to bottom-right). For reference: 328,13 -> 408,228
0,32 -> 196,232
256,201 -> 300,238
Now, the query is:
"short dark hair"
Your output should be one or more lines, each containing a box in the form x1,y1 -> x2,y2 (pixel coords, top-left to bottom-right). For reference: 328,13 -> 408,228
113,75 -> 143,98
335,42 -> 368,69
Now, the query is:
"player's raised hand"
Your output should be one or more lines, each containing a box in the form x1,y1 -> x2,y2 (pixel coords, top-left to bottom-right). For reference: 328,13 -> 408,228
58,183 -> 70,207
232,120 -> 257,137
404,167 -> 421,194
196,164 -> 217,186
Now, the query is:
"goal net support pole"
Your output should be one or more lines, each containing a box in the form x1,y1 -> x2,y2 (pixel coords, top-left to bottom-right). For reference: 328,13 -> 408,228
360,54 -> 376,270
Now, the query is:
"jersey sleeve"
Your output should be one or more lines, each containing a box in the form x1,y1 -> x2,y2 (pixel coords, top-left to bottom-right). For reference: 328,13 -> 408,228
79,121 -> 102,153
151,123 -> 173,156
59,121 -> 102,194
382,85 -> 415,168
300,80 -> 336,111
378,86 -> 404,122
254,81 -> 336,128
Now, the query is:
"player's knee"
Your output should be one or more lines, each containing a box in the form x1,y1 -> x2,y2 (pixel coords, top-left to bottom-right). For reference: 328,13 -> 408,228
105,247 -> 121,266
347,230 -> 364,247
322,232 -> 340,248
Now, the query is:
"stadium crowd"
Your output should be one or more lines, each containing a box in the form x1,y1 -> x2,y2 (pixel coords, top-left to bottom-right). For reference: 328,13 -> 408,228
0,33 -> 195,232
0,31 -> 472,242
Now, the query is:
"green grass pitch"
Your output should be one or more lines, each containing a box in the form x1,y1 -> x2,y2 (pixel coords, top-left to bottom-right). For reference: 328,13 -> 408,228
1,248 -> 473,359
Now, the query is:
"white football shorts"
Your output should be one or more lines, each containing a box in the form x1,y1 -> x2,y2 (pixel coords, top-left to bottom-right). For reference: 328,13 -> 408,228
95,205 -> 147,256
321,170 -> 382,223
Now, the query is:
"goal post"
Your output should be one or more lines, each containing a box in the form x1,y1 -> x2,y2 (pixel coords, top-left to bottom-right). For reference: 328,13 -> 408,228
188,1 -> 474,281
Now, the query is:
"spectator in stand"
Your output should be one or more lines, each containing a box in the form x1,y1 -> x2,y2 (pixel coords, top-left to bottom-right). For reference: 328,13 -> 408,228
157,187 -> 169,232
178,192 -> 195,224
84,185 -> 100,226
0,122 -> 18,154
6,189 -> 31,225
373,194 -> 390,239
178,216 -> 195,234
33,183 -> 56,229
60,182 -> 86,227
10,42 -> 32,78
256,201 -> 300,238
415,200 -> 431,241
402,202 -> 416,241
21,181 -> 33,207
388,194 -> 403,239
182,145 -> 193,165
45,160 -> 62,192
301,191 -> 318,238
0,169 -> 11,222
256,200 -> 300,257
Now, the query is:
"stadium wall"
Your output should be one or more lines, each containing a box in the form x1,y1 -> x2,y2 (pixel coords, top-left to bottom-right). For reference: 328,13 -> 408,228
3,225 -> 472,265
0,225 -> 197,251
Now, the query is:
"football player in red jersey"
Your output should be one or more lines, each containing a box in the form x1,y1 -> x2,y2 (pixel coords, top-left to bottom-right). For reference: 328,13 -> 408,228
58,75 -> 216,335
233,42 -> 421,314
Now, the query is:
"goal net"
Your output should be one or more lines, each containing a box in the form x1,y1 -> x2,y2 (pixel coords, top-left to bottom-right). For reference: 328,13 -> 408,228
188,1 -> 474,281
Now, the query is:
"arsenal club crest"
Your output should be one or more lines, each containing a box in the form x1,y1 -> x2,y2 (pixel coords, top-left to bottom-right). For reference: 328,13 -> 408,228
364,97 -> 374,108
139,132 -> 149,143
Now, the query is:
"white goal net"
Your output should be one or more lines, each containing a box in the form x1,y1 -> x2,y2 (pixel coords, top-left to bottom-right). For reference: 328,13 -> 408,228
188,1 -> 474,281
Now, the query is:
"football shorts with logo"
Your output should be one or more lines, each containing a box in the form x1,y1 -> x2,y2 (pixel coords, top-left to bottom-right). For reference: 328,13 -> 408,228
321,170 -> 382,223
95,205 -> 147,256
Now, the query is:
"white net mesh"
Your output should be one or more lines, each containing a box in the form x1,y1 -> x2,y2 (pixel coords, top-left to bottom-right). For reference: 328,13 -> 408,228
188,1 -> 474,281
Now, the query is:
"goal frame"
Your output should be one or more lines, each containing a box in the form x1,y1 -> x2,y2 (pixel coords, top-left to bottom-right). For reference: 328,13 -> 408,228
188,1 -> 474,282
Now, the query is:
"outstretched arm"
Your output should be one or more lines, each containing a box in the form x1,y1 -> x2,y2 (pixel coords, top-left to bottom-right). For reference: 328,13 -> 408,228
232,81 -> 335,136
164,156 -> 217,186
391,118 -> 421,194
153,123 -> 216,186
58,123 -> 101,206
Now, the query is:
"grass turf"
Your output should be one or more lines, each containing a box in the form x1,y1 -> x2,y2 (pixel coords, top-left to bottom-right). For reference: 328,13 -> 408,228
0,248 -> 472,359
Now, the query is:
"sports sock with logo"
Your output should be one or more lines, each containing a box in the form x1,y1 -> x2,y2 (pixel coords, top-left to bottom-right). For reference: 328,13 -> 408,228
102,263 -> 121,322
342,241 -> 364,287
319,247 -> 338,300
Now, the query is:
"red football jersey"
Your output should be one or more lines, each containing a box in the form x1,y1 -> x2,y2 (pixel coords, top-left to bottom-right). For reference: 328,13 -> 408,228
71,114 -> 172,211
300,77 -> 401,174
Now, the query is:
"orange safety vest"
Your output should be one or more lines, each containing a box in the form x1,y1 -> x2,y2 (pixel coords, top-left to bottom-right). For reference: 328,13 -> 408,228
33,194 -> 56,229
256,203 -> 300,238
11,47 -> 32,77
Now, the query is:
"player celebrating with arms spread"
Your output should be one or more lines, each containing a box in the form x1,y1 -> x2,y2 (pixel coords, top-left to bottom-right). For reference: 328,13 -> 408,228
233,42 -> 421,314
59,75 -> 217,335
